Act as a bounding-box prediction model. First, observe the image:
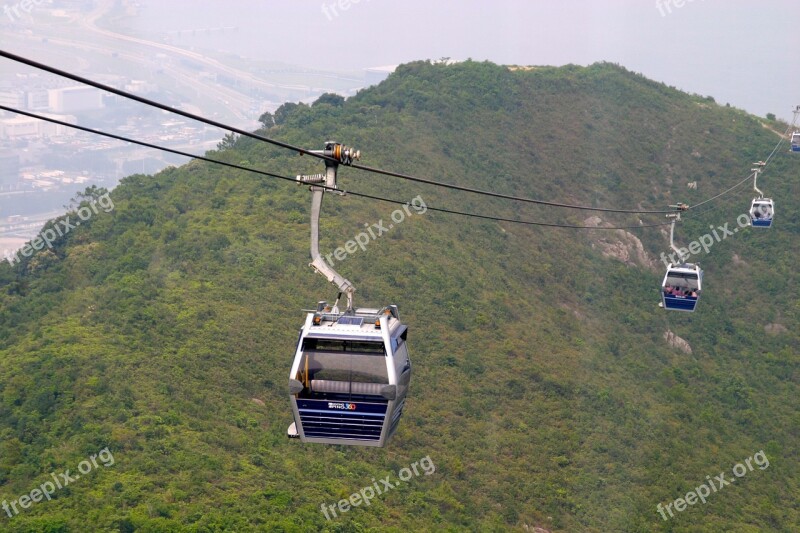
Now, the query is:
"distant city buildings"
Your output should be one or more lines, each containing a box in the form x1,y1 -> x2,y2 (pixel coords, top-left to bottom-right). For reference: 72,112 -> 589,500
48,86 -> 103,113
0,83 -> 99,142
0,84 -> 103,116
0,89 -> 25,108
125,79 -> 158,95
0,113 -> 76,139
26,89 -> 49,110
0,5 -> 385,249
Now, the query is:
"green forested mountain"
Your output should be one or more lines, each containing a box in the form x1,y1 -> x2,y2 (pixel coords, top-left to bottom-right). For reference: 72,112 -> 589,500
0,60 -> 798,532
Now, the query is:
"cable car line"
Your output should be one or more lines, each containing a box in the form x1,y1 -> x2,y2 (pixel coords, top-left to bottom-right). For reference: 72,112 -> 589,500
0,50 -> 330,160
0,49 -> 674,215
688,112 -> 797,211
1,105 -> 673,231
687,171 -> 757,210
0,49 -> 769,218
767,106 -> 800,161
741,110 -> 799,228
763,122 -> 794,165
683,177 -> 752,219
348,161 -> 674,214
655,106 -> 799,313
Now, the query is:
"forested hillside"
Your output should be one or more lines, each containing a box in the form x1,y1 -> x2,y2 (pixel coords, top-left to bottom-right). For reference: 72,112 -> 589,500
0,60 -> 798,532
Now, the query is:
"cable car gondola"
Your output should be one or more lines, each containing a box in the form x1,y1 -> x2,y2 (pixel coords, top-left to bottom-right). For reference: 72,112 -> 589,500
749,197 -> 774,228
288,304 -> 411,447
792,132 -> 800,152
660,208 -> 703,312
287,142 -> 411,447
748,161 -> 773,228
661,262 -> 703,312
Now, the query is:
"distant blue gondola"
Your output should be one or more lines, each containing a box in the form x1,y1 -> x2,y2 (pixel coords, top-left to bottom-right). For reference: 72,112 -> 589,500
792,132 -> 800,152
749,198 -> 774,228
661,263 -> 703,312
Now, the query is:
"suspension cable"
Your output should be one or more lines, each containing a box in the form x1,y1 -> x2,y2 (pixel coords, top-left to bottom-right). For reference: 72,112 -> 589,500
0,49 -> 750,216
0,105 -> 673,231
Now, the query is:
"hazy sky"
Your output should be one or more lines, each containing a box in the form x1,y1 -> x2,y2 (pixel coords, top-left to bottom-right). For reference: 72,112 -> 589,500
1,0 -> 798,119
126,0 -> 799,120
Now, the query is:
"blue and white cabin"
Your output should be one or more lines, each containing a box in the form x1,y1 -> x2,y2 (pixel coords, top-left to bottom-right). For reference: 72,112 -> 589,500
288,303 -> 411,447
661,263 -> 703,312
750,198 -> 774,228
792,132 -> 800,152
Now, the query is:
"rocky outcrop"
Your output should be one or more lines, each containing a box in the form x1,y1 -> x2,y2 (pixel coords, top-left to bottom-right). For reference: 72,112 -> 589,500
764,323 -> 788,335
585,216 -> 656,270
664,330 -> 692,354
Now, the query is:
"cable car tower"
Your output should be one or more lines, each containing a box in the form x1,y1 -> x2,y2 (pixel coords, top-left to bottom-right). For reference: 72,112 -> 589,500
748,161 -> 774,228
287,142 -> 412,447
660,204 -> 703,312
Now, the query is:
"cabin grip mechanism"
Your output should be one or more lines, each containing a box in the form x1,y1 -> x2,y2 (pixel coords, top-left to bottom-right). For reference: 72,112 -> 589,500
296,142 -> 361,313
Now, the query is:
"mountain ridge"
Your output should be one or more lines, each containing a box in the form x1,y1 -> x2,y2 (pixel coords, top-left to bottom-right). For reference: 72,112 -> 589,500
0,59 -> 798,532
